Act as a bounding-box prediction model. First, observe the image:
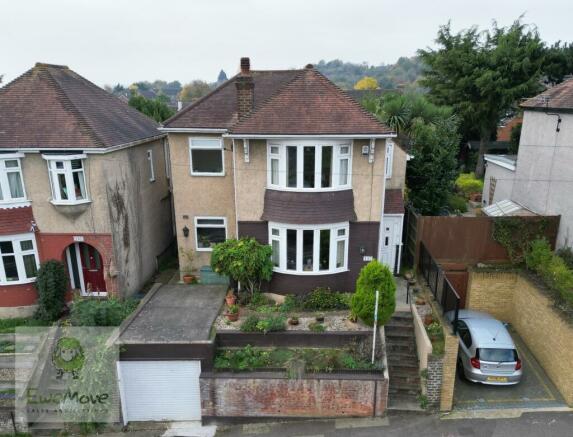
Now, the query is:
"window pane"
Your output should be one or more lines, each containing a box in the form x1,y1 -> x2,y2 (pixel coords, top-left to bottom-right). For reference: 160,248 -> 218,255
303,230 -> 314,271
197,226 -> 226,248
4,160 -> 18,168
72,171 -> 86,200
340,146 -> 350,155
191,139 -> 221,148
271,240 -> 280,267
287,146 -> 297,188
270,146 -> 279,155
271,228 -> 280,236
321,146 -> 332,188
319,229 -> 330,270
192,149 -> 223,173
337,229 -> 346,237
271,158 -> 279,185
55,161 -> 64,169
2,255 -> 19,281
197,218 -> 225,225
58,173 -> 68,199
303,146 -> 315,188
0,241 -> 14,254
23,254 -> 37,278
71,159 -> 83,170
339,158 -> 349,186
336,240 -> 345,268
286,229 -> 297,270
7,171 -> 24,199
20,240 -> 33,251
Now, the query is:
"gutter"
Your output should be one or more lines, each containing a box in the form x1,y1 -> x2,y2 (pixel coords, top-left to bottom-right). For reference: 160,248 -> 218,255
158,127 -> 227,133
224,133 -> 397,139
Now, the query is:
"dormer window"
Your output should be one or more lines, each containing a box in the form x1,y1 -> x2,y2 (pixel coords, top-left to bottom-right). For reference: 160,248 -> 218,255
43,155 -> 89,205
0,154 -> 27,207
267,142 -> 352,191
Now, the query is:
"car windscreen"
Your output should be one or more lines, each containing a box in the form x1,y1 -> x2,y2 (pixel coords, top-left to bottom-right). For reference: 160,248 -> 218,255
478,348 -> 517,362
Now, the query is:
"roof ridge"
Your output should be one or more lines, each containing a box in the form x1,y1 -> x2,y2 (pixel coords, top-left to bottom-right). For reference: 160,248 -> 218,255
42,66 -> 106,147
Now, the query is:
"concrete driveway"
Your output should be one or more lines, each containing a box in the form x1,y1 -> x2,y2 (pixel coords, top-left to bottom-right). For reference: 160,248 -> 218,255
454,327 -> 565,410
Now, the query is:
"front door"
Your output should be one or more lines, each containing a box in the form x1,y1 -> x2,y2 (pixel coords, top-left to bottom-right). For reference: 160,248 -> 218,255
380,215 -> 403,274
65,243 -> 107,295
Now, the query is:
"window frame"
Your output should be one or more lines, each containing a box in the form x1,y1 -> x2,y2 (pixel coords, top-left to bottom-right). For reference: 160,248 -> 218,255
0,233 -> 40,285
0,154 -> 29,207
385,141 -> 394,179
268,221 -> 349,275
147,149 -> 155,182
194,216 -> 227,252
266,141 -> 353,191
189,137 -> 225,177
43,154 -> 90,205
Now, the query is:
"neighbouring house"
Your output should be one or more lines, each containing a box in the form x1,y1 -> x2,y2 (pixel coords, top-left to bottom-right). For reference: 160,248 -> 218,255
482,154 -> 517,206
482,78 -> 573,247
0,63 -> 173,317
162,58 -> 407,293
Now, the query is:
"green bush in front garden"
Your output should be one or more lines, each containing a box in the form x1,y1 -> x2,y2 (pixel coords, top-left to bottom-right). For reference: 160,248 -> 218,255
301,287 -> 350,311
351,260 -> 396,326
240,315 -> 286,333
556,247 -> 573,270
70,298 -> 139,326
455,172 -> 484,198
34,260 -> 68,322
448,194 -> 468,213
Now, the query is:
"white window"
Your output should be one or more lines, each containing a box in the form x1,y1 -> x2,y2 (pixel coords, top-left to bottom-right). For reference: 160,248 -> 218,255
189,138 -> 224,176
43,155 -> 88,204
385,141 -> 394,179
0,233 -> 39,285
195,217 -> 227,251
268,222 -> 349,274
147,149 -> 155,182
0,155 -> 27,206
267,142 -> 352,191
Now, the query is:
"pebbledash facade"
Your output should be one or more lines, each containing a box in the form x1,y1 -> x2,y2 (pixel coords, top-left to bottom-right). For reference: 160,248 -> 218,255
0,63 -> 173,317
163,58 -> 407,293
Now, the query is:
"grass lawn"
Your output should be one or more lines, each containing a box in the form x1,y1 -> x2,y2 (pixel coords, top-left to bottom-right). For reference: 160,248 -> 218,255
215,346 -> 380,372
0,318 -> 50,334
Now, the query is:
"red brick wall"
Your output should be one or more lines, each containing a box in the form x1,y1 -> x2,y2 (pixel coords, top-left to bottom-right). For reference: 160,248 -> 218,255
0,283 -> 38,307
200,373 -> 388,418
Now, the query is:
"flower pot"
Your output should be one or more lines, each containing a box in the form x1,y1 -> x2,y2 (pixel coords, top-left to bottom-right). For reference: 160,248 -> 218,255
424,314 -> 434,326
288,318 -> 299,326
415,297 -> 426,305
183,274 -> 195,284
225,294 -> 237,306
225,312 -> 239,322
315,315 -> 325,323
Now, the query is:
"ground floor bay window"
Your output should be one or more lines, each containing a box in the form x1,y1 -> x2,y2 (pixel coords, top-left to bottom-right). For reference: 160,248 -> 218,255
269,222 -> 348,274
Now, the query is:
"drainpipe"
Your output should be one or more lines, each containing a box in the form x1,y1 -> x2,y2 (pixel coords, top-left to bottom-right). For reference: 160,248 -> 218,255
377,138 -> 386,263
232,139 -> 239,239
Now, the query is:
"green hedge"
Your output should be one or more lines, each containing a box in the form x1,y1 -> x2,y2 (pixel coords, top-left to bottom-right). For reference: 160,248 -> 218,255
70,298 -> 139,326
455,172 -> 484,198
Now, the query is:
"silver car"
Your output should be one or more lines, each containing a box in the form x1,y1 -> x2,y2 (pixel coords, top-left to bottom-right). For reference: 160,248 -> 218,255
445,310 -> 522,385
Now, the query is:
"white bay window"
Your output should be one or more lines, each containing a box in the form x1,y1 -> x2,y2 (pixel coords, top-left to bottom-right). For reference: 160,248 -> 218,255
44,155 -> 88,204
269,222 -> 348,274
0,155 -> 27,206
0,233 -> 39,285
267,142 -> 352,191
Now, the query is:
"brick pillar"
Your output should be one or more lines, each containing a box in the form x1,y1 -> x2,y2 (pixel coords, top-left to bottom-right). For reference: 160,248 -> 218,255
426,355 -> 443,407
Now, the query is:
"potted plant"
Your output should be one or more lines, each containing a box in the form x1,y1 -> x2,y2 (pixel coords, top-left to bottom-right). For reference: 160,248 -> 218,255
288,316 -> 299,326
225,289 -> 237,306
225,304 -> 239,322
180,247 -> 196,284
315,314 -> 325,323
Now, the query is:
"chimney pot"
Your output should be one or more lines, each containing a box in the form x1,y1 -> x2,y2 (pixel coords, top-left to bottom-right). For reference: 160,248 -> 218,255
240,57 -> 251,75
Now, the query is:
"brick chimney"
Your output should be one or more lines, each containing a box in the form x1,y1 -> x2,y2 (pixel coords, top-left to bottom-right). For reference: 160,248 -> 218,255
235,57 -> 254,120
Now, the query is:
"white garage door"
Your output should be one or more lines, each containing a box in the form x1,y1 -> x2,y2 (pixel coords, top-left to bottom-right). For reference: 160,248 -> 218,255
117,360 -> 201,423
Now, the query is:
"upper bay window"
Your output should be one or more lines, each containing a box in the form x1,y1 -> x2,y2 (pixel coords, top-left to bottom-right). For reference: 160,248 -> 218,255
0,233 -> 39,285
268,142 -> 351,191
189,138 -> 224,176
269,222 -> 349,275
0,154 -> 27,207
43,155 -> 89,205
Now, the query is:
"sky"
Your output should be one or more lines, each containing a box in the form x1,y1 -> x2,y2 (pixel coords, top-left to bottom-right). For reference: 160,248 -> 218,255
1,0 -> 573,87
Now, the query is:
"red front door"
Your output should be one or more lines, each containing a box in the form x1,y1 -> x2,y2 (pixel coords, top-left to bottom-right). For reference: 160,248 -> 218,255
79,243 -> 106,292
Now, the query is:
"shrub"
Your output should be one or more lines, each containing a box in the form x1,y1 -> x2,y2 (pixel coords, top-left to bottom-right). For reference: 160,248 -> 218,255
214,345 -> 272,371
211,238 -> 273,296
351,260 -> 396,326
301,287 -> 349,311
525,239 -> 553,271
279,295 -> 298,313
34,260 -> 68,322
70,298 -> 139,326
240,315 -> 285,333
240,315 -> 260,332
557,247 -> 573,270
447,194 -> 468,213
309,322 -> 325,332
455,172 -> 484,198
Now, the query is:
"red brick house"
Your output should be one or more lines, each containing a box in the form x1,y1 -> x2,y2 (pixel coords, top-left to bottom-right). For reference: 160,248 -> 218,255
0,63 -> 173,317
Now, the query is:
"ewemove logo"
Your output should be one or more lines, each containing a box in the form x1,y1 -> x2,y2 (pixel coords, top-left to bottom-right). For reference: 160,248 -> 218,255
15,327 -> 119,424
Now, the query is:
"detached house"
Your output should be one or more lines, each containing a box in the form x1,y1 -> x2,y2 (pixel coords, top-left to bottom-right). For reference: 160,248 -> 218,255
0,63 -> 173,317
162,58 -> 407,292
483,78 -> 573,248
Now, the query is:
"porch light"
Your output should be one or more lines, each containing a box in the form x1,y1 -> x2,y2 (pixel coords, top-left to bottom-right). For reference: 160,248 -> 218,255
359,245 -> 366,255
182,226 -> 190,238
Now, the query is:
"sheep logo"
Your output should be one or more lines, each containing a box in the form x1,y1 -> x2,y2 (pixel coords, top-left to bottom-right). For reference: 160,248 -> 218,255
52,336 -> 85,379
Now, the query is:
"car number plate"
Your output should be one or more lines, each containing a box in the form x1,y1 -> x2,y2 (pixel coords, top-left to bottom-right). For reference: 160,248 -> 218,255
487,376 -> 508,382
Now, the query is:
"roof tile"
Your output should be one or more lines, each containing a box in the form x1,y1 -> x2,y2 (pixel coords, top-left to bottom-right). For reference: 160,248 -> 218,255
521,78 -> 573,111
0,206 -> 34,235
384,189 -> 404,214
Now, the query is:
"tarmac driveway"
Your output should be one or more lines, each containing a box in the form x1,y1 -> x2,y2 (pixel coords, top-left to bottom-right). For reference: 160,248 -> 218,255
454,326 -> 565,410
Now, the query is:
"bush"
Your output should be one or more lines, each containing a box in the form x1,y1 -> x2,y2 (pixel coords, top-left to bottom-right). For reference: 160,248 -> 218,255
240,315 -> 286,333
214,345 -> 271,371
35,260 -> 68,322
351,260 -> 396,326
455,172 -> 484,198
557,247 -> 573,270
447,194 -> 468,213
309,322 -> 326,332
240,315 -> 260,332
70,298 -> 139,326
301,287 -> 350,311
525,239 -> 553,271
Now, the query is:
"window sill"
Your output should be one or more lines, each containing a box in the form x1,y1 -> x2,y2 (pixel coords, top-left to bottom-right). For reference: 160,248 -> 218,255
196,247 -> 214,252
50,199 -> 92,206
190,172 -> 226,177
1,278 -> 36,286
0,200 -> 31,209
273,268 -> 349,276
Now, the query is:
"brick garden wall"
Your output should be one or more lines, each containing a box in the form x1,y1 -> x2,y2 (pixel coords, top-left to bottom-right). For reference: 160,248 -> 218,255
426,356 -> 443,407
439,327 -> 459,411
467,270 -> 573,406
200,372 -> 388,418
